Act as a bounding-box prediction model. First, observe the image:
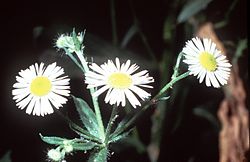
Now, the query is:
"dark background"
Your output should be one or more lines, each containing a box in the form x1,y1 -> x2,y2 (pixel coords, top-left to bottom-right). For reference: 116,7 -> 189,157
0,0 -> 247,162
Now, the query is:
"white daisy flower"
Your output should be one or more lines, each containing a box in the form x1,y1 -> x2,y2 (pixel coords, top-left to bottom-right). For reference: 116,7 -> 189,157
85,58 -> 154,108
182,37 -> 232,88
12,62 -> 70,116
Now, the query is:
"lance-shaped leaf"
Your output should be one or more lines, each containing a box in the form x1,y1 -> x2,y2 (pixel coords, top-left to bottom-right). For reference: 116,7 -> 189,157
110,111 -> 134,136
72,95 -> 99,138
71,141 -> 96,151
109,128 -> 132,144
72,28 -> 81,51
177,0 -> 213,23
88,147 -> 108,162
39,133 -> 67,145
69,121 -> 101,142
0,150 -> 11,162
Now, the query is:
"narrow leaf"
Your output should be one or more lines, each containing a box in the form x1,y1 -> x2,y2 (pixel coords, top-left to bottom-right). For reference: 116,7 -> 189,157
88,148 -> 108,162
109,129 -> 132,144
39,133 -> 66,145
71,141 -> 96,151
0,150 -> 11,162
68,121 -> 101,143
72,28 -> 81,51
233,38 -> 247,64
158,96 -> 170,101
120,135 -> 146,153
121,25 -> 138,48
177,0 -> 213,23
193,107 -> 220,131
72,95 -> 99,137
110,113 -> 132,137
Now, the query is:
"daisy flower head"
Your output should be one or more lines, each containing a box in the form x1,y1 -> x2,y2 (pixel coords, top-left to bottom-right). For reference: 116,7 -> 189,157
12,62 -> 70,116
85,58 -> 154,108
182,37 -> 232,88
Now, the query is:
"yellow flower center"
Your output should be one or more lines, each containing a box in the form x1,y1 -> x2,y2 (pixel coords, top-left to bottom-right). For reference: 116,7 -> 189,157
199,52 -> 217,71
30,76 -> 52,96
108,73 -> 132,89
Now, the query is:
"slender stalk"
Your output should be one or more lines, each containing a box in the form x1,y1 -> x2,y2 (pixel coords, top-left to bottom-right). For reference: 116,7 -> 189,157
115,71 -> 190,135
74,50 -> 106,142
67,53 -> 85,72
105,105 -> 118,144
153,71 -> 189,100
171,52 -> 183,80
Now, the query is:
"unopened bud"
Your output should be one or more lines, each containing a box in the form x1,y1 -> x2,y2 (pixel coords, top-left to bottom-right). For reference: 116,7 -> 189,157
47,149 -> 62,161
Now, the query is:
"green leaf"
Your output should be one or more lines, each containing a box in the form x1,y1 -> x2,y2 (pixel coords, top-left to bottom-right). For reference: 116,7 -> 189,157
233,38 -> 247,64
193,107 -> 220,131
71,141 -> 96,151
110,113 -> 132,137
69,122 -> 96,138
68,121 -> 102,144
72,95 -> 99,137
120,24 -> 138,48
158,96 -> 170,101
177,0 -> 213,23
72,28 -> 81,51
163,16 -> 175,42
120,135 -> 146,153
0,150 -> 11,162
39,133 -> 66,145
109,129 -> 132,144
88,148 -> 108,162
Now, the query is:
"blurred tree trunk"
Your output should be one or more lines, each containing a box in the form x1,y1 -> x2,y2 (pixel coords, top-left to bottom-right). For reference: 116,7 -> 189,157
196,22 -> 249,162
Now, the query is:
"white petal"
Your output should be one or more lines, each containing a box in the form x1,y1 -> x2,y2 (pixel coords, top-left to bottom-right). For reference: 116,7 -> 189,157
52,89 -> 70,96
89,63 -> 107,75
198,69 -> 206,83
193,37 -> 205,52
205,73 -> 211,87
130,85 -> 151,100
33,97 -> 41,116
13,88 -> 30,102
16,94 -> 33,110
25,96 -> 36,114
104,88 -> 113,104
115,58 -> 120,71
209,72 -> 220,88
121,60 -> 131,72
124,89 -> 141,108
93,85 -> 109,97
214,71 -> 227,85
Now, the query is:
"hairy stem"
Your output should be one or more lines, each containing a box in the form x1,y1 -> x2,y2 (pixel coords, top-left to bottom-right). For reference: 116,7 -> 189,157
75,50 -> 106,142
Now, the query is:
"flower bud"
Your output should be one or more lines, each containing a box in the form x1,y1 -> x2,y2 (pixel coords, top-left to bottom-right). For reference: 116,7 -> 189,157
55,31 -> 84,53
47,149 -> 62,161
63,140 -> 73,153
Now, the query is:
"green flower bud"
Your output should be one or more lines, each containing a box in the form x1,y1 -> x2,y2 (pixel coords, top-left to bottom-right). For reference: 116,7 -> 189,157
63,140 -> 73,153
55,31 -> 85,53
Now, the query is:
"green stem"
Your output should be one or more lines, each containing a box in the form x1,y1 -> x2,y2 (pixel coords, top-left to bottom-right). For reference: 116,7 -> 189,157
171,52 -> 183,80
115,71 -> 190,135
67,53 -> 85,72
105,105 -> 118,144
153,71 -> 189,100
75,50 -> 106,142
